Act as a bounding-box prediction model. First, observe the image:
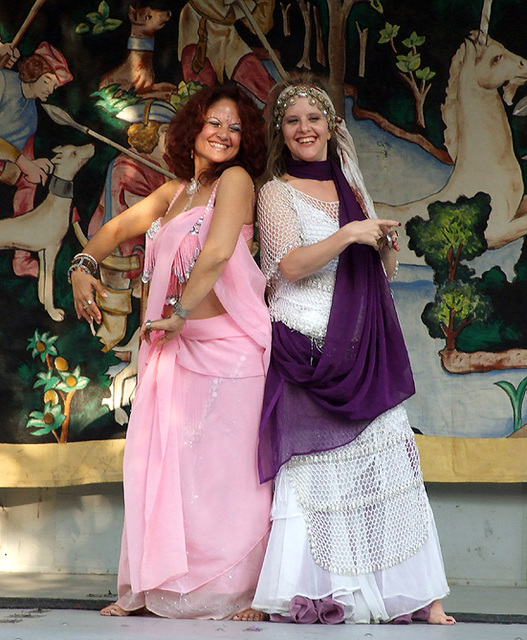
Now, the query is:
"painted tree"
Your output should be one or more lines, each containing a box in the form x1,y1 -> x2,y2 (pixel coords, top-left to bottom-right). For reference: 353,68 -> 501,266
75,1 -> 122,35
297,0 -> 313,69
378,23 -> 436,128
407,193 -> 490,284
326,0 -> 382,114
407,193 -> 492,351
422,281 -> 491,351
25,330 -> 90,443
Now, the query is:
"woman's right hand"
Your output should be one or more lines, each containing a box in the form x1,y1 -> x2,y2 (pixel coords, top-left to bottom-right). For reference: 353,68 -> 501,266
344,218 -> 401,250
71,269 -> 107,324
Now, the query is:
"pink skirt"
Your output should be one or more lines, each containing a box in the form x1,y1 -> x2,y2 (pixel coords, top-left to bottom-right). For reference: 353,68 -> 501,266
116,314 -> 272,618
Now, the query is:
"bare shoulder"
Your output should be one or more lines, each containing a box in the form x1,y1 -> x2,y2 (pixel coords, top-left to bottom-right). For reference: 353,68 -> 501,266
218,165 -> 253,192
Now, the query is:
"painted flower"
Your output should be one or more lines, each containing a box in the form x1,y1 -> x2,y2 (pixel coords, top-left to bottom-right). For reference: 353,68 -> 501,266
26,402 -> 65,436
56,366 -> 90,393
34,369 -> 60,392
27,330 -> 58,362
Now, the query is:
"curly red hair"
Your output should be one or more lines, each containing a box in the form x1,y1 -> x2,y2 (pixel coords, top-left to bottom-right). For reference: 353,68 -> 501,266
165,84 -> 266,184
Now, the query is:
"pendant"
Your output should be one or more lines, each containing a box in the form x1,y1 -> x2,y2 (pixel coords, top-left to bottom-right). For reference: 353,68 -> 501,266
186,178 -> 199,195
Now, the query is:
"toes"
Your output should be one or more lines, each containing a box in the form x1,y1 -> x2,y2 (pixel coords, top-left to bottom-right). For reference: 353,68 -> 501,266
232,608 -> 267,622
100,604 -> 129,617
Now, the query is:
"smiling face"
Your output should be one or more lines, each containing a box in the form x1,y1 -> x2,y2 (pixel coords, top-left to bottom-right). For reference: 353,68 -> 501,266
193,98 -> 242,173
281,96 -> 331,163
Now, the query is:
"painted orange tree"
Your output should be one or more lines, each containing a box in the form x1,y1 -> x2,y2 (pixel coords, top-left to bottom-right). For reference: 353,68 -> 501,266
26,330 -> 90,443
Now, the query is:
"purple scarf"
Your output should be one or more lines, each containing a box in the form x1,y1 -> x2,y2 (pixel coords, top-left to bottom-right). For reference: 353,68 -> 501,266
258,157 -> 415,482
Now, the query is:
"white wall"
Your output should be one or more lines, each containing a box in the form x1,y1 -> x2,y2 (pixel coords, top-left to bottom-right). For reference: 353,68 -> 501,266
428,484 -> 527,588
0,482 -> 525,587
0,484 -> 122,575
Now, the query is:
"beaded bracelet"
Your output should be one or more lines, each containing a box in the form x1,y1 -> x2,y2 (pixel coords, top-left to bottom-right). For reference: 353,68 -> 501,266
67,252 -> 98,283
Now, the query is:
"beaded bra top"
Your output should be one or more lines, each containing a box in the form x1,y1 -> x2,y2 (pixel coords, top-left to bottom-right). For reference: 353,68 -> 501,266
142,179 -> 253,307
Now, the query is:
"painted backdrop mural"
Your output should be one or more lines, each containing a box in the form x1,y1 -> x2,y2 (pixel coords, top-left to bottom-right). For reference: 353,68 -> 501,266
0,0 -> 526,486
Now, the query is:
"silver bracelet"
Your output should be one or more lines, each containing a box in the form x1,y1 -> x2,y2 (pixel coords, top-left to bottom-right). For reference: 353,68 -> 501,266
172,300 -> 189,319
68,253 -> 98,283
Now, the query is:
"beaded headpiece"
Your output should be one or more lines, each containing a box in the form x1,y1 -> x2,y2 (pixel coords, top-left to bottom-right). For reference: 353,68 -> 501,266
273,84 -> 336,131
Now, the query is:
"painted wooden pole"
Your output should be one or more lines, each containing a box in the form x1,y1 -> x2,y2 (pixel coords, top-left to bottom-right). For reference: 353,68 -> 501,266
234,0 -> 287,79
42,104 -> 176,180
0,0 -> 48,68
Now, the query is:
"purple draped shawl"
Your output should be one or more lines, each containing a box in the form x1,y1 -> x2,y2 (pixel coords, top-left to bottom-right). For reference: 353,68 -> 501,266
258,158 -> 415,482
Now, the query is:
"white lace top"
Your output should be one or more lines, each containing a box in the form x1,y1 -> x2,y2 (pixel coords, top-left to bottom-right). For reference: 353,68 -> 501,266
258,178 -> 339,340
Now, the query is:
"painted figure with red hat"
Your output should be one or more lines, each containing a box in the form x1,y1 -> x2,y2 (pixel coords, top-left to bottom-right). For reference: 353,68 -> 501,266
0,41 -> 73,277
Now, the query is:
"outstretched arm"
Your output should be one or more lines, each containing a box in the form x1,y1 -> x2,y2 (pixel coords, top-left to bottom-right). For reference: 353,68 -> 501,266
71,179 -> 180,322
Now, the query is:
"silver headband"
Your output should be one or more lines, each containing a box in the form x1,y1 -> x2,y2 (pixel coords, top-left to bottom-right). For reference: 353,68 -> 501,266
273,84 -> 336,131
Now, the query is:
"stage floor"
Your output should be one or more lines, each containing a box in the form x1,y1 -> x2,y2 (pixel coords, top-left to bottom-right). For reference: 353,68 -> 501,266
0,573 -> 525,639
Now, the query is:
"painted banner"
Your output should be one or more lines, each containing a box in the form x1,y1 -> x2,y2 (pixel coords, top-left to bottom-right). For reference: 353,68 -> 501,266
1,0 -> 526,486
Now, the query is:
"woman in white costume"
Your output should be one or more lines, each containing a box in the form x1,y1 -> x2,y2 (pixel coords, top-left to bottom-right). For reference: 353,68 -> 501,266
252,77 -> 456,626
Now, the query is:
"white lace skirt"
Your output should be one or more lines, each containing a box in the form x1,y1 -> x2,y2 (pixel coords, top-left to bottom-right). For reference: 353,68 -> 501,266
252,406 -> 450,623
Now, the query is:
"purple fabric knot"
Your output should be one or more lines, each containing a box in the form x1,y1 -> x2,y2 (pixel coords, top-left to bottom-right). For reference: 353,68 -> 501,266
269,595 -> 346,624
289,595 -> 319,624
315,596 -> 346,625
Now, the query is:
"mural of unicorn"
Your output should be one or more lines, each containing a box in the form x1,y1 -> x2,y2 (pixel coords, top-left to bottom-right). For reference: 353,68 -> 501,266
375,26 -> 527,265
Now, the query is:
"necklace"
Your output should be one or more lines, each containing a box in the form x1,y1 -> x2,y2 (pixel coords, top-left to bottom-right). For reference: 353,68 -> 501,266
186,178 -> 199,195
183,178 -> 200,212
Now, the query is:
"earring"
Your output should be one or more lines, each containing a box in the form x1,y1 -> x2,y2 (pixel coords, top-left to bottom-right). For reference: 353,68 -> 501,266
190,149 -> 194,160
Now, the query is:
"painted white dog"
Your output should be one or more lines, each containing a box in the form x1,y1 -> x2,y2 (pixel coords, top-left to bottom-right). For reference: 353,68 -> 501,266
0,143 -> 95,321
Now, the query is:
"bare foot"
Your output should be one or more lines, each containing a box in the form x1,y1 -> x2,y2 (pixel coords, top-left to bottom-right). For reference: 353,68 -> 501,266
232,608 -> 269,622
100,603 -> 129,617
428,599 -> 456,625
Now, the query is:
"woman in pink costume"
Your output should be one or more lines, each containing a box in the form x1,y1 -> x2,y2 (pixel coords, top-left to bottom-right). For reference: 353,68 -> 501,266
70,85 -> 272,620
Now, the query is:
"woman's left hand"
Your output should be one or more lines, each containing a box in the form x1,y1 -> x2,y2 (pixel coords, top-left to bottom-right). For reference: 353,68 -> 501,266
378,229 -> 400,252
140,313 -> 186,345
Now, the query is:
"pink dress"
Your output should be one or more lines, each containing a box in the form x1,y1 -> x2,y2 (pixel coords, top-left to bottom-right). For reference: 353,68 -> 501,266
114,181 -> 272,618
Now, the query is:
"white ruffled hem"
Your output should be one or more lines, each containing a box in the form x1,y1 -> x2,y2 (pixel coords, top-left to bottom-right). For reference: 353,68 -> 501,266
252,467 -> 450,623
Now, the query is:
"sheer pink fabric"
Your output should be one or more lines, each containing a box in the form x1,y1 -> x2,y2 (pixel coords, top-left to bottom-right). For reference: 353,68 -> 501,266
115,196 -> 272,618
